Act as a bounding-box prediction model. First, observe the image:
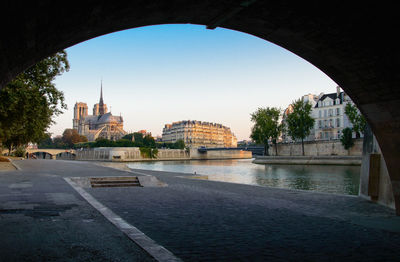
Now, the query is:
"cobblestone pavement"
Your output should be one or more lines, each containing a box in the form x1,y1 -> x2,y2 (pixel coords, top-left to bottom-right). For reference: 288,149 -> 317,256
0,160 -> 155,262
3,160 -> 400,261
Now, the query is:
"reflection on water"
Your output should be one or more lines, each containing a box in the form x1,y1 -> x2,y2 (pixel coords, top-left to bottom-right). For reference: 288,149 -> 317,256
127,159 -> 360,195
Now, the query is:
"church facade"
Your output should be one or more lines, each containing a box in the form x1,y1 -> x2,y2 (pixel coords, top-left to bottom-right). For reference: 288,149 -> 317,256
73,85 -> 126,142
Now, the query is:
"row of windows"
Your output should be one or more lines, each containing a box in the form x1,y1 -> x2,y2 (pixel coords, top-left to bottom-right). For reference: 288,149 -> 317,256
318,108 -> 341,118
317,118 -> 341,129
316,130 -> 341,140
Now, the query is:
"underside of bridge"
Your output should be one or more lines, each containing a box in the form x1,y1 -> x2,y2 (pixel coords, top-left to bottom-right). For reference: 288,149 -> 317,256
1,1 -> 399,213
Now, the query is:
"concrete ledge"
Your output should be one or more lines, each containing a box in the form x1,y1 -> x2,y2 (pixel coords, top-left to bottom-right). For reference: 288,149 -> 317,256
253,156 -> 362,166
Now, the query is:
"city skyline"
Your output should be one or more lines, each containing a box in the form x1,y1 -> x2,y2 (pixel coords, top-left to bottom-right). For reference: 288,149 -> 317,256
51,24 -> 337,140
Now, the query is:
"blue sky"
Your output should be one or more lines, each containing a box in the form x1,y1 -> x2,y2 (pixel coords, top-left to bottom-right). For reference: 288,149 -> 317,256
52,24 -> 337,140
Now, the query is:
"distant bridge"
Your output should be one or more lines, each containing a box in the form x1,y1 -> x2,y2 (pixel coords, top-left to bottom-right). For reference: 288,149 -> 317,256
26,149 -> 76,159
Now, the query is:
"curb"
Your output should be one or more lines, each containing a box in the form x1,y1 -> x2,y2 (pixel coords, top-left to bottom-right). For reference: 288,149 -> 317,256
8,158 -> 22,171
64,177 -> 181,262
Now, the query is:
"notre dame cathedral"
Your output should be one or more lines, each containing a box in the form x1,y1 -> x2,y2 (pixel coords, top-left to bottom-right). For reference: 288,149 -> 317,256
73,84 -> 126,141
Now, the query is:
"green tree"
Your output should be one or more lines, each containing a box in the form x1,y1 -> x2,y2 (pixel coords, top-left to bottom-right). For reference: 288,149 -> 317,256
133,132 -> 144,145
122,133 -> 134,141
143,134 -> 155,147
94,138 -> 114,147
139,147 -> 158,159
286,99 -> 315,156
340,127 -> 354,152
0,51 -> 69,153
37,133 -> 54,148
53,136 -> 66,148
174,139 -> 185,149
345,103 -> 366,138
115,139 -> 134,147
250,107 -> 282,156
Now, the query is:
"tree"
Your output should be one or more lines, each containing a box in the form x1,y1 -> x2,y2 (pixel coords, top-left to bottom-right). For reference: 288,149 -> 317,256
37,133 -> 54,148
133,132 -> 144,145
250,107 -> 282,156
286,99 -> 315,156
62,128 -> 87,147
340,127 -> 354,152
143,134 -> 155,147
94,138 -> 114,147
0,51 -> 69,152
115,139 -> 134,147
122,133 -> 134,141
139,147 -> 158,159
174,139 -> 185,149
345,103 -> 366,138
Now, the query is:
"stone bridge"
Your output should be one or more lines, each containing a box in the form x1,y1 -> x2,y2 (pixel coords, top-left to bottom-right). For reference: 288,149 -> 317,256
1,2 -> 399,213
26,149 -> 76,159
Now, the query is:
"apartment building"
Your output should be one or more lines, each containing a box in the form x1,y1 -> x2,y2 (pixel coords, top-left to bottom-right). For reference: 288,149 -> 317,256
162,120 -> 237,148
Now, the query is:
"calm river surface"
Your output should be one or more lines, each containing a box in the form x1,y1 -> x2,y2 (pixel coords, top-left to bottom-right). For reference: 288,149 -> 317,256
127,159 -> 360,195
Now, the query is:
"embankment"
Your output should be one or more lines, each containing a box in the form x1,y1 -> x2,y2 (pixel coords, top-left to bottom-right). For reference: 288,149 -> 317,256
253,155 -> 362,165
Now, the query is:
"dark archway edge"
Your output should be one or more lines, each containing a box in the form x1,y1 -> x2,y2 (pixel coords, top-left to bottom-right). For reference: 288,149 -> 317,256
1,1 -> 399,213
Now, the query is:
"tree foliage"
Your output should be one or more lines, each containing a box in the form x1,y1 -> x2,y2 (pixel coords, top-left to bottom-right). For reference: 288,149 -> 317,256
0,51 -> 69,152
62,129 -> 87,147
286,99 -> 315,156
250,107 -> 282,156
344,103 -> 366,138
139,147 -> 158,159
340,127 -> 354,151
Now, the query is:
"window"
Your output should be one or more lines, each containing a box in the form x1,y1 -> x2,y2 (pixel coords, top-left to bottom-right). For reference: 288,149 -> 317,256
318,101 -> 322,107
318,120 -> 322,128
319,110 -> 322,118
336,118 -> 340,127
336,108 -> 340,115
324,110 -> 327,117
328,109 -> 333,116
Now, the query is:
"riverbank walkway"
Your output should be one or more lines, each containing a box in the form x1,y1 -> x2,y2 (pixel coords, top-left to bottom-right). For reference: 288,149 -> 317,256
1,160 -> 400,261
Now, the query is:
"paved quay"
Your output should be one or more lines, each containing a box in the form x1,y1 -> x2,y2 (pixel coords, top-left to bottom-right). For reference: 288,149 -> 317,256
1,159 -> 400,261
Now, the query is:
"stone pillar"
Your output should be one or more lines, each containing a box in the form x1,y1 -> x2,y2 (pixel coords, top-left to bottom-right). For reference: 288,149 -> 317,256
359,125 -> 395,210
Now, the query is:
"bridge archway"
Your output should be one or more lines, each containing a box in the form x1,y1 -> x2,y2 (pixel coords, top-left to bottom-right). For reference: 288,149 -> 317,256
31,152 -> 53,160
56,152 -> 76,160
1,2 -> 399,213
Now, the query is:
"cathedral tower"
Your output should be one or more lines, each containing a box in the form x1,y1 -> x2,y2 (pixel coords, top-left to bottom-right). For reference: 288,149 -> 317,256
73,102 -> 88,130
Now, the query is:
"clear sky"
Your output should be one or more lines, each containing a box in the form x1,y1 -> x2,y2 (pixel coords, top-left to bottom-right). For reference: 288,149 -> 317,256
51,24 -> 337,140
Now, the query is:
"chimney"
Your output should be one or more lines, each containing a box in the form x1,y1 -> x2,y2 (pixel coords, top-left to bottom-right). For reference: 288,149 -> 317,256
336,86 -> 341,97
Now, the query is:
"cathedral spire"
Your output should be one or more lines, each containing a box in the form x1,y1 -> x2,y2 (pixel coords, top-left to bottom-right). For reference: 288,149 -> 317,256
99,80 -> 104,104
99,80 -> 105,115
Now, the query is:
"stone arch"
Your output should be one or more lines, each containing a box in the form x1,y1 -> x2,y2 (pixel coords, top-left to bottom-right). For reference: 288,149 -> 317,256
32,151 -> 53,159
56,152 -> 76,160
1,2 -> 399,213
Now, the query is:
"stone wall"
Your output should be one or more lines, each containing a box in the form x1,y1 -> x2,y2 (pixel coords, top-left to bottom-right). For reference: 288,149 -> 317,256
75,147 -> 252,161
269,139 -> 363,156
75,147 -> 190,161
189,149 -> 252,160
253,156 -> 361,166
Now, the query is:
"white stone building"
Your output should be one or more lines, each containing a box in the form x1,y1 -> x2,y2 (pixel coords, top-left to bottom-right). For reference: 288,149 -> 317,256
162,120 -> 237,148
281,86 -> 359,142
313,86 -> 354,140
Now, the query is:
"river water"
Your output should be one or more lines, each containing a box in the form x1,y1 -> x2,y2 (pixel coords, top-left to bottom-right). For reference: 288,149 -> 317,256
127,159 -> 360,195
